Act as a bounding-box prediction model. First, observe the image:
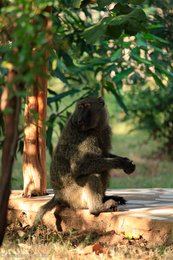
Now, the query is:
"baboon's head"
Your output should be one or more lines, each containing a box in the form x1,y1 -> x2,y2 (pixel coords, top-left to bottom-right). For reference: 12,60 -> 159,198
72,96 -> 108,131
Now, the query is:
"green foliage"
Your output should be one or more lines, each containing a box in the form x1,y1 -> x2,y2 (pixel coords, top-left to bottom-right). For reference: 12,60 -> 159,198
105,82 -> 128,114
123,1 -> 173,155
129,0 -> 145,4
0,1 -> 53,86
42,1 -> 148,153
1,0 -> 172,157
82,7 -> 147,43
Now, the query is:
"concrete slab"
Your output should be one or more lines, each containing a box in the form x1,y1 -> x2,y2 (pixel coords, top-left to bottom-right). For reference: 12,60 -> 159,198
8,188 -> 173,246
159,195 -> 173,199
126,200 -> 156,204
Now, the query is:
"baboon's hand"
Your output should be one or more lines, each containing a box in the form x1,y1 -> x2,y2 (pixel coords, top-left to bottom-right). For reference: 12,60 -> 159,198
123,157 -> 135,174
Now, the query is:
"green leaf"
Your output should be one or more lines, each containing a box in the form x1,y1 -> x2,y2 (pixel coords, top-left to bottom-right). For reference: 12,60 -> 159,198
106,25 -> 123,38
83,8 -> 147,43
143,33 -> 169,44
147,24 -> 164,30
148,69 -> 165,89
70,0 -> 84,8
88,57 -> 108,65
109,8 -> 147,37
113,3 -> 133,15
104,82 -> 128,114
124,8 -> 147,35
111,49 -> 122,62
112,68 -> 134,83
47,89 -> 79,104
17,140 -> 24,154
52,58 -> 58,71
109,14 -> 128,27
129,0 -> 145,4
131,47 -> 140,56
51,67 -> 68,84
98,0 -> 114,8
82,18 -> 108,44
155,66 -> 173,79
132,54 -> 153,65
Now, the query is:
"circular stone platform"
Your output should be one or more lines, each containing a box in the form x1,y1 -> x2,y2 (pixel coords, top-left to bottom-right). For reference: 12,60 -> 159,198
8,188 -> 173,246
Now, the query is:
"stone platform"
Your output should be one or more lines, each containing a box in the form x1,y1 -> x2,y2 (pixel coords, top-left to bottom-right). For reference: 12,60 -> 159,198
8,189 -> 173,246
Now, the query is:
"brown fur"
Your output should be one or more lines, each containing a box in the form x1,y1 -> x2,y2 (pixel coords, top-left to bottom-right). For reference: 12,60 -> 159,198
33,97 -> 135,225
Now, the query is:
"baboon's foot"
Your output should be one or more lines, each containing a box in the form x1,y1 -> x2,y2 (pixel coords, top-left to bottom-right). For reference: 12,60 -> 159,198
103,199 -> 118,212
103,195 -> 126,205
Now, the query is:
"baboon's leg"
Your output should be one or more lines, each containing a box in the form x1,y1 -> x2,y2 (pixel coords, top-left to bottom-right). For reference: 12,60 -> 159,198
103,195 -> 126,205
84,174 -> 118,215
84,174 -> 103,215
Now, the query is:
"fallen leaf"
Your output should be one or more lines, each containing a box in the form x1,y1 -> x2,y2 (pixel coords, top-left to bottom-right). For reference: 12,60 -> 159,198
92,243 -> 104,255
125,231 -> 141,240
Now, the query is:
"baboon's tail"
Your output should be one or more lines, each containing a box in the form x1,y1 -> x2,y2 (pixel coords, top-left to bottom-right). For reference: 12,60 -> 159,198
32,195 -> 58,228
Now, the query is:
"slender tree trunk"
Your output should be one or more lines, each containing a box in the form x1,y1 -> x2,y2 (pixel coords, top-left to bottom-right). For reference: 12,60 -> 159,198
23,74 -> 47,197
0,70 -> 21,245
23,8 -> 52,197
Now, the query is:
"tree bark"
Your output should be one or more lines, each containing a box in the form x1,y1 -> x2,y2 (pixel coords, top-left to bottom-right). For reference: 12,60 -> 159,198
23,75 -> 47,197
23,8 -> 52,197
0,70 -> 21,245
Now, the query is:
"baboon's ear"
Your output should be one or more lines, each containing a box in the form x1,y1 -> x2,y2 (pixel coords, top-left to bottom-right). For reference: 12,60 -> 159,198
98,96 -> 105,106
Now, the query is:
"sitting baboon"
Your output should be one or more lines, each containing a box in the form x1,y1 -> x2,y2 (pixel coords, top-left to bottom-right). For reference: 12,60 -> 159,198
33,96 -> 135,226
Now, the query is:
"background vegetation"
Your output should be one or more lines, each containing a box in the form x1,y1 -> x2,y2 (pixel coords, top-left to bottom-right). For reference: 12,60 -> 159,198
1,0 -> 173,190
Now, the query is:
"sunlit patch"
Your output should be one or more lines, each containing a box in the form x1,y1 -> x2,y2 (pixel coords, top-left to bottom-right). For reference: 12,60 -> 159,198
148,208 -> 173,215
112,122 -> 131,135
81,190 -> 88,204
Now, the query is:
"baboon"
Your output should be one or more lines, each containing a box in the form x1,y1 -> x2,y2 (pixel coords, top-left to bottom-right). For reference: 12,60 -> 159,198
33,96 -> 135,226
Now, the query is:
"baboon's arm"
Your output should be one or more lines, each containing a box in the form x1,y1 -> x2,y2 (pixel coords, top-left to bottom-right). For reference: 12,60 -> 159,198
72,154 -> 135,179
108,153 -> 135,174
108,153 -> 125,159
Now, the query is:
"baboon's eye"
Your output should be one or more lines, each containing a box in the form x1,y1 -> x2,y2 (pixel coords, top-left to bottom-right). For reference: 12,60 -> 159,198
78,103 -> 91,109
98,97 -> 105,106
84,103 -> 91,108
78,104 -> 84,109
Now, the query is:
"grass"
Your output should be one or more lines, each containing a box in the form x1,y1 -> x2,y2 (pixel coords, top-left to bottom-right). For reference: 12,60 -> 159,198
10,121 -> 173,190
109,121 -> 173,188
1,224 -> 173,260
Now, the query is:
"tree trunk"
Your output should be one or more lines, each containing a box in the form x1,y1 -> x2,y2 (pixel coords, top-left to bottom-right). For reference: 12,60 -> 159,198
22,7 -> 52,197
23,77 -> 47,197
0,70 -> 21,245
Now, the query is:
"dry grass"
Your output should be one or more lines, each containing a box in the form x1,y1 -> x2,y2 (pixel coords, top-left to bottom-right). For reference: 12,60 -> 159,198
1,224 -> 173,260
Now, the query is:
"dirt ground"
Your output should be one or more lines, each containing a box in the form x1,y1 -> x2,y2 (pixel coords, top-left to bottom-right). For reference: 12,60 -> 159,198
1,223 -> 173,260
